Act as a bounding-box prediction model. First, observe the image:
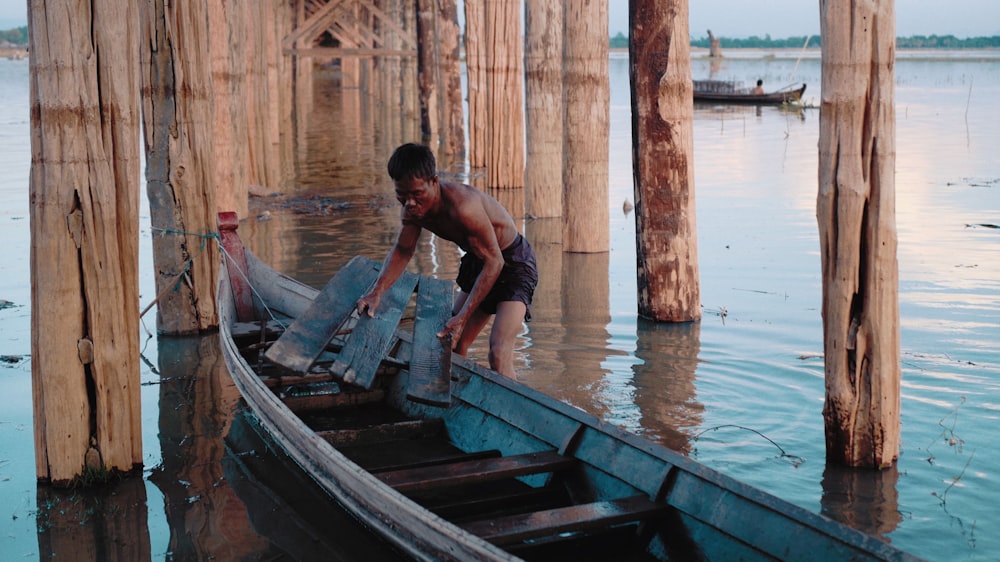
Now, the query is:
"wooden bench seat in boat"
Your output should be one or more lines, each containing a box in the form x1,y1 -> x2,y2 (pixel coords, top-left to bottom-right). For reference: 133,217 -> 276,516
460,495 -> 666,546
375,450 -> 576,494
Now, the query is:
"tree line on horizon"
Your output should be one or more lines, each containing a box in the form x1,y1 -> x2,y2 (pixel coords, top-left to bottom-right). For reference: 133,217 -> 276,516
0,26 -> 26,45
611,31 -> 1000,49
4,24 -> 998,50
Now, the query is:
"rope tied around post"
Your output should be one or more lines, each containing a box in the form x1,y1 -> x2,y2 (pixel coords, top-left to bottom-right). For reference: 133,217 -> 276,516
139,223 -> 288,331
139,227 -> 221,319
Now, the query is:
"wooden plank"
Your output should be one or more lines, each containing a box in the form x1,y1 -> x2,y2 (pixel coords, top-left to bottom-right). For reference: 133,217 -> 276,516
460,495 -> 665,546
367,449 -> 502,474
375,450 -> 574,494
264,256 -> 379,373
356,0 -> 416,49
407,277 -> 454,406
332,271 -> 417,388
285,46 -> 417,58
281,0 -> 347,50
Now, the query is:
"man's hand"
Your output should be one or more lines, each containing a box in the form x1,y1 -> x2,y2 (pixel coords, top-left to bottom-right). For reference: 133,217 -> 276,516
356,291 -> 381,317
437,314 -> 465,346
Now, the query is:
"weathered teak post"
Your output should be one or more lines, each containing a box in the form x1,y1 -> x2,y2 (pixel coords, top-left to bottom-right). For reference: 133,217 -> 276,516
416,0 -> 440,150
463,0 -> 488,170
417,0 -> 465,162
563,0 -> 609,251
524,0 -> 563,218
437,0 -> 464,162
629,0 -> 700,322
140,0 -> 220,334
707,29 -> 722,58
818,0 -> 900,468
29,1 -> 143,484
245,2 -> 285,193
486,0 -> 525,190
208,0 -> 249,219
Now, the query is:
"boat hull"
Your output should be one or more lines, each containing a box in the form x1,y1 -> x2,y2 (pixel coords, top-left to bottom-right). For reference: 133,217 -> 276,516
694,84 -> 807,105
217,228 -> 921,562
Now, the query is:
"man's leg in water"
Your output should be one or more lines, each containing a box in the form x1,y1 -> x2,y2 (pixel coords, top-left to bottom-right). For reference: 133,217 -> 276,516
489,300 -> 527,378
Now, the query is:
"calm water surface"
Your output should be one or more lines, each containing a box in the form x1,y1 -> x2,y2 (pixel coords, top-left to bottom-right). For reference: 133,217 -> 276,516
1,50 -> 998,561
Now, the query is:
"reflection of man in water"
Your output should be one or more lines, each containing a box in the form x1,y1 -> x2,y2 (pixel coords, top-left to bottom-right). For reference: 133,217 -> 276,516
356,143 -> 538,378
752,79 -> 765,95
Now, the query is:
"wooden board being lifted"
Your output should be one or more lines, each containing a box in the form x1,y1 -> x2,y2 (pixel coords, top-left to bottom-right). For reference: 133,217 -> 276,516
406,276 -> 454,406
264,256 -> 379,373
332,270 -> 418,388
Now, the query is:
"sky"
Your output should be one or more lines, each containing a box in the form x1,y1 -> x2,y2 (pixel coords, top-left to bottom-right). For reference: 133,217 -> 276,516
2,1 -> 998,40
611,0 -> 1000,39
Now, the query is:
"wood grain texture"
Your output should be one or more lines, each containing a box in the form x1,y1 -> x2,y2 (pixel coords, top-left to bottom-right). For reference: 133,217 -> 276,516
30,0 -> 142,482
562,0 -> 609,252
333,270 -> 417,388
265,256 -> 380,373
524,0 -> 564,218
818,0 -> 900,468
629,0 -> 700,321
406,276 -> 454,406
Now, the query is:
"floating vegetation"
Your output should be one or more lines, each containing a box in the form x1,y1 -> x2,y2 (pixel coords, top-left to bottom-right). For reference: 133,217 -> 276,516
0,354 -> 24,364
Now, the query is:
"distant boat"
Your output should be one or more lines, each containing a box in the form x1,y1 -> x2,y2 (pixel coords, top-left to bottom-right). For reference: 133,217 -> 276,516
694,80 -> 806,105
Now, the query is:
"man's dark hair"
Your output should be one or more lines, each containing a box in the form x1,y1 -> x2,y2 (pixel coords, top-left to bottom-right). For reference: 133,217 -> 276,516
387,143 -> 436,182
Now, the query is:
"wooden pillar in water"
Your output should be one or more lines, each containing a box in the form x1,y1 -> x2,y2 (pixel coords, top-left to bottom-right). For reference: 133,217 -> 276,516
437,0 -> 464,163
29,0 -> 143,484
629,0 -> 700,322
292,0 -> 315,181
524,0 -> 563,218
563,0 -> 609,251
818,0 -> 900,468
485,0 -> 525,190
245,2 -> 283,193
402,1 -> 421,141
464,1 -> 487,170
208,0 -> 249,219
417,0 -> 463,157
140,0 -> 220,334
416,0 -> 440,149
707,29 -> 722,58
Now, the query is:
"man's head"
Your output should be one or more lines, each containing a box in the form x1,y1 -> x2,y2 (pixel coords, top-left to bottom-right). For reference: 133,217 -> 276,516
389,143 -> 439,221
388,143 -> 436,183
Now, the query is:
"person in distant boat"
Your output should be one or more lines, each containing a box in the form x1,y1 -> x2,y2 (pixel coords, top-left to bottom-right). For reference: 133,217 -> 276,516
356,143 -> 538,379
752,79 -> 765,95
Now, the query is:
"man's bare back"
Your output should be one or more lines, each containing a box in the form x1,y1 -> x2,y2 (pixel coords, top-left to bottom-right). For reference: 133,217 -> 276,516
400,179 -> 519,254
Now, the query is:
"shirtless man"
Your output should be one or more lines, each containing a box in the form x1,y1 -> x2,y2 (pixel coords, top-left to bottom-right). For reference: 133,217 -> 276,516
356,143 -> 538,378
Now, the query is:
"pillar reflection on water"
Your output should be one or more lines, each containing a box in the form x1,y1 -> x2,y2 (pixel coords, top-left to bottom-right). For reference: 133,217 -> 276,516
521,218 -> 702,453
35,474 -> 151,561
631,318 -> 703,455
518,222 -> 622,419
821,463 -> 902,541
147,336 -> 274,560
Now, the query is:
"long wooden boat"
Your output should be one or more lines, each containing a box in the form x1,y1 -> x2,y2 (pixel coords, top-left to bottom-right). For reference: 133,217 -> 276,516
216,213 -> 921,561
694,81 -> 807,105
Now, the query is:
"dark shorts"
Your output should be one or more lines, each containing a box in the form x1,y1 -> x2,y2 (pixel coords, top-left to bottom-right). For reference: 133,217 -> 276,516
456,234 -> 538,319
